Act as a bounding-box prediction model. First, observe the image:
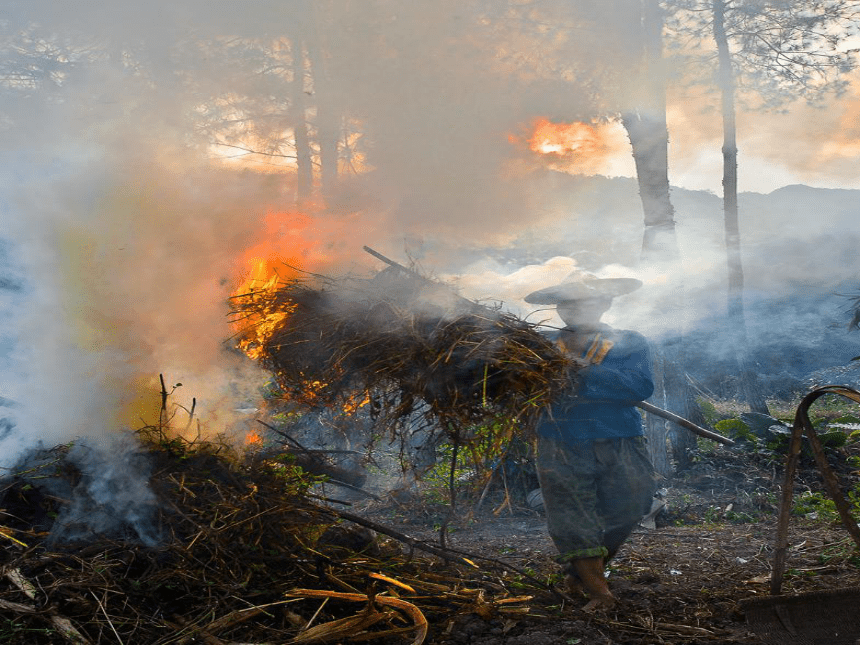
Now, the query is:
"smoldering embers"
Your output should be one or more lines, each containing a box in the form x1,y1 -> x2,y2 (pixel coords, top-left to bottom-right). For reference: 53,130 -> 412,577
7,434 -> 162,547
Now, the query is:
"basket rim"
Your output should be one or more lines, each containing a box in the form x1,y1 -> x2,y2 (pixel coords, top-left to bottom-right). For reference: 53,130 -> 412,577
741,586 -> 860,610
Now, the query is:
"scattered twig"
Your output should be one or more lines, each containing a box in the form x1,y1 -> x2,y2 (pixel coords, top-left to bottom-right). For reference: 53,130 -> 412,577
326,507 -> 566,601
90,591 -> 124,645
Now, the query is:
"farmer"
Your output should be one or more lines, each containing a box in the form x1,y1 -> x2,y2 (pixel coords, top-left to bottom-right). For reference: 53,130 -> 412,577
524,272 -> 656,611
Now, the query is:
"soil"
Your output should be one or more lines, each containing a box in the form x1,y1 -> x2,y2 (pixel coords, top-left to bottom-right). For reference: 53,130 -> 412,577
3,433 -> 860,645
343,442 -> 860,645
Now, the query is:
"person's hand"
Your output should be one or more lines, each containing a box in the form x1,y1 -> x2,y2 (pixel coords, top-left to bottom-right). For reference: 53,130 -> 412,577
568,356 -> 591,370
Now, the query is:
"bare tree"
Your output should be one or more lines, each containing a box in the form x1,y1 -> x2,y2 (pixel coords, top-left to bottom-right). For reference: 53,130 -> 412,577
712,0 -> 770,413
621,0 -> 679,264
290,35 -> 314,204
668,0 -> 860,412
617,0 -> 703,473
305,1 -> 341,202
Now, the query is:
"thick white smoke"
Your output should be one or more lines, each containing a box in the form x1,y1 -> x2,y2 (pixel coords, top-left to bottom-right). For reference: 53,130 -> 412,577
0,0 -> 858,542
0,1 -> 618,473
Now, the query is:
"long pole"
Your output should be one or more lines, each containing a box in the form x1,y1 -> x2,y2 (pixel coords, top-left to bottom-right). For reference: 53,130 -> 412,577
363,246 -> 734,447
636,400 -> 734,446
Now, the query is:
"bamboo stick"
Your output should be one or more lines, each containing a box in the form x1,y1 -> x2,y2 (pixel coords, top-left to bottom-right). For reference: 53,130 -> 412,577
636,400 -> 734,446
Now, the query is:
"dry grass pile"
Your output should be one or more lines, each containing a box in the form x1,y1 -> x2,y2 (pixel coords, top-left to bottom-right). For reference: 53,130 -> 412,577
0,431 -> 541,645
230,268 -> 574,443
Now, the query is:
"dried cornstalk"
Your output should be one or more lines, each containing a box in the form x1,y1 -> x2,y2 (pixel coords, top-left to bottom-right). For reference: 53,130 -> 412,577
286,589 -> 428,645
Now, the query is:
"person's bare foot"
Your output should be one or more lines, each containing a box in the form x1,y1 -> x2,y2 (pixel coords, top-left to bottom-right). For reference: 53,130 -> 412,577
563,573 -> 585,596
570,557 -> 616,612
582,593 -> 616,612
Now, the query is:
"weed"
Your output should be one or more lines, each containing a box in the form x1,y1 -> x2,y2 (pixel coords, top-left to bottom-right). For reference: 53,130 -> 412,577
832,414 -> 860,426
546,571 -> 562,586
703,506 -> 723,524
818,538 -> 860,567
714,418 -> 757,443
793,491 -> 838,520
694,438 -> 720,457
697,399 -> 721,426
724,509 -> 756,523
0,618 -> 56,640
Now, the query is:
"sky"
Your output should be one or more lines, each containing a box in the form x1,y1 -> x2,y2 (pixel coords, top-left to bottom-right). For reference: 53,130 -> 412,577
1,0 -> 859,471
666,72 -> 860,195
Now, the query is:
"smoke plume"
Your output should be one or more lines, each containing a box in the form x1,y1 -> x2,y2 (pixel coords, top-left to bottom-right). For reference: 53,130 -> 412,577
0,0 -> 858,542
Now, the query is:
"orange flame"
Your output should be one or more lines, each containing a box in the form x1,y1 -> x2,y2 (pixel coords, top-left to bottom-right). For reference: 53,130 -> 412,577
230,209 -> 313,360
528,118 -> 603,158
230,207 -> 373,416
233,209 -> 311,292
343,393 -> 371,415
232,259 -> 297,361
512,118 -> 629,177
245,430 -> 264,445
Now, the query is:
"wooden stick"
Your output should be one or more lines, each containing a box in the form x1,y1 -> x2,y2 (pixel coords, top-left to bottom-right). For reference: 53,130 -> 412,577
159,373 -> 168,411
0,598 -> 92,645
771,385 -> 860,594
363,246 -> 733,449
286,589 -> 428,645
326,507 -> 565,600
90,591 -> 124,645
362,246 -> 420,278
363,246 -> 479,311
636,400 -> 734,446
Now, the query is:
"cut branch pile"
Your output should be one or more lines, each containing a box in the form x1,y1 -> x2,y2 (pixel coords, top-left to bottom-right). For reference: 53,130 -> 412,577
0,435 -> 541,645
230,267 -> 575,444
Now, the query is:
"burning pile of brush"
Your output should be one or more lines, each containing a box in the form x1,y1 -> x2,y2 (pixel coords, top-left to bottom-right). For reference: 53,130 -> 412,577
230,264 -> 575,443
0,432 -> 538,645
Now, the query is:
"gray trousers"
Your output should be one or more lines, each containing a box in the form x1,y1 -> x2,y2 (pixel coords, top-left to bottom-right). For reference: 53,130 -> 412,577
536,435 -> 656,564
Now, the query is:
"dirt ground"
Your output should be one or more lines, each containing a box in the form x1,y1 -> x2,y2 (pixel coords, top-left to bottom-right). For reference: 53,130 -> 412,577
3,433 -> 860,644
344,443 -> 860,645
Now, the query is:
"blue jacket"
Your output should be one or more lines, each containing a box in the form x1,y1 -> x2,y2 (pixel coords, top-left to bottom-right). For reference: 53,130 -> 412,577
537,324 -> 654,444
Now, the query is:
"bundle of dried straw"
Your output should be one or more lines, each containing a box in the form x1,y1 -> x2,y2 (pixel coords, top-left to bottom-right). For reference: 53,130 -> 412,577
230,267 -> 576,438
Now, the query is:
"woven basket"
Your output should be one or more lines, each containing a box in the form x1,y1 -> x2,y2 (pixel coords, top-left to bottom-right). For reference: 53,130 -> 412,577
741,587 -> 860,645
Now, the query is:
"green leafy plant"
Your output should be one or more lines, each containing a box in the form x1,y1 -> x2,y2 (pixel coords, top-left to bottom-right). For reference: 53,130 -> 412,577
703,506 -> 723,524
417,441 -> 473,504
724,509 -> 756,524
831,414 -> 860,425
694,437 -> 720,457
697,398 -> 721,427
714,418 -> 757,443
818,538 -> 860,568
819,429 -> 849,449
262,453 -> 326,496
793,491 -> 838,520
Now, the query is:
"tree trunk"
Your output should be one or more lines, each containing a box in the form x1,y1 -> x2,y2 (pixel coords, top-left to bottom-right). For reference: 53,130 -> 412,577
315,105 -> 339,203
662,337 -> 703,468
623,0 -> 698,471
713,0 -> 769,414
622,0 -> 678,264
304,5 -> 340,202
645,350 -> 673,478
291,37 -> 313,205
622,111 -> 678,262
